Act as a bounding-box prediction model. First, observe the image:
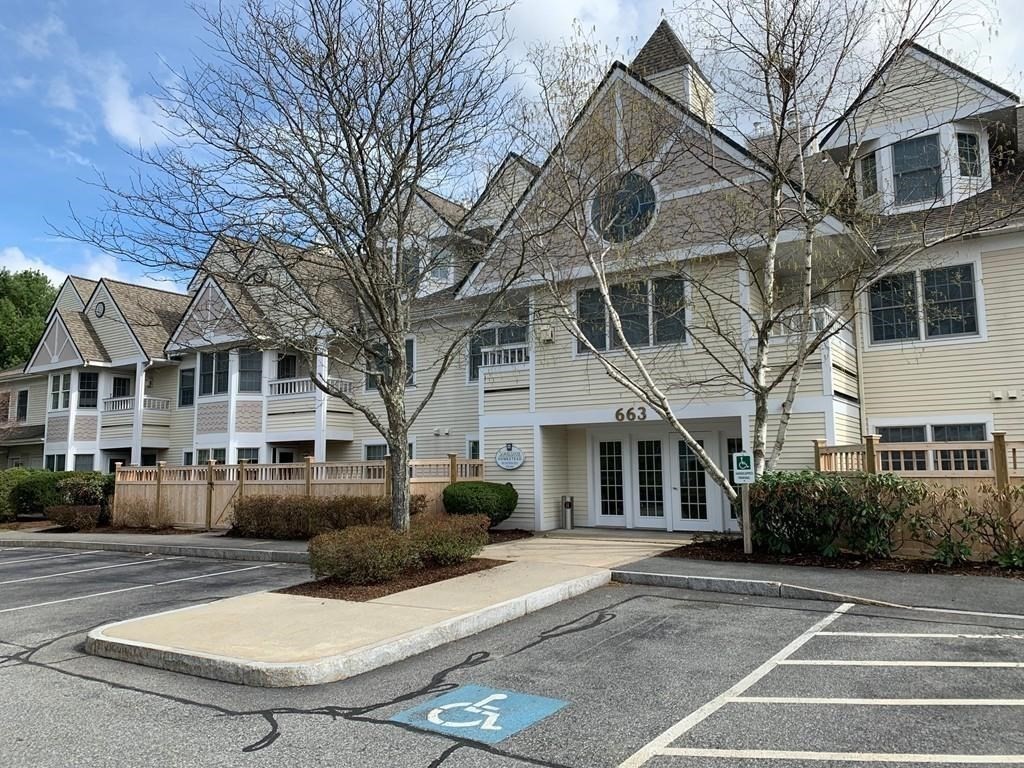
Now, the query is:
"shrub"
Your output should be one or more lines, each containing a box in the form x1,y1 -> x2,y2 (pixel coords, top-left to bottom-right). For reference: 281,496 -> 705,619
46,505 -> 103,531
442,482 -> 518,527
114,498 -> 173,529
906,486 -> 979,565
309,525 -> 419,584
10,472 -> 63,517
412,514 -> 490,566
974,485 -> 1024,569
231,494 -> 428,539
57,473 -> 114,522
751,471 -> 926,558
0,468 -> 33,522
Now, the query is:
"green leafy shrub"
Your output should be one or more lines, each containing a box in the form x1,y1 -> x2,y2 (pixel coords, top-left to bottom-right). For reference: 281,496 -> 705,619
231,494 -> 427,539
412,514 -> 490,566
309,526 -> 419,584
46,505 -> 103,531
906,486 -> 979,565
751,471 -> 926,558
10,472 -> 63,517
0,468 -> 33,522
57,473 -> 113,519
442,482 -> 518,527
974,485 -> 1024,569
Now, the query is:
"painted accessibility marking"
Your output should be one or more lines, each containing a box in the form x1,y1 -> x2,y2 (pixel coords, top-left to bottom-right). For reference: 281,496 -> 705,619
391,685 -> 568,744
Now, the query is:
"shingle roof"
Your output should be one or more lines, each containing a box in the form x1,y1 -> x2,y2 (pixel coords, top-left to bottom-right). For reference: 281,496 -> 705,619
57,309 -> 110,363
417,188 -> 468,227
630,20 -> 709,83
101,279 -> 191,360
68,277 -> 98,304
0,424 -> 44,444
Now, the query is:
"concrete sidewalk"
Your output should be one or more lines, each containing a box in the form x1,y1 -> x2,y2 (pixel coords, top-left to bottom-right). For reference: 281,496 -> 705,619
0,530 -> 309,563
614,554 -> 1024,615
85,535 -> 683,686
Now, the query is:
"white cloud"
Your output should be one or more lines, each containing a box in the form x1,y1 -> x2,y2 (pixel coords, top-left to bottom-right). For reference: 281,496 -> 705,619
97,63 -> 169,147
16,13 -> 65,59
46,77 -> 77,111
0,246 -> 67,285
0,246 -> 179,291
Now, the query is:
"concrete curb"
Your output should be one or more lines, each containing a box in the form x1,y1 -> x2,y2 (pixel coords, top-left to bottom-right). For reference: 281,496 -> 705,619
611,569 -> 905,609
0,537 -> 308,564
85,569 -> 612,687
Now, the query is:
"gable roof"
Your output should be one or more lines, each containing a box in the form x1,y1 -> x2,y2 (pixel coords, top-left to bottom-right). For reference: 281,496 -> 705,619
68,276 -> 98,303
100,279 -> 191,360
820,41 -> 1019,150
416,187 -> 469,228
457,152 -> 542,238
57,309 -> 109,363
630,19 -> 709,84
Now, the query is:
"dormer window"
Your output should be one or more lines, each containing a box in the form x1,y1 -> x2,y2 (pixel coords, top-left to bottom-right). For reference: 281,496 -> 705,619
892,134 -> 942,205
860,151 -> 878,197
957,132 -> 982,177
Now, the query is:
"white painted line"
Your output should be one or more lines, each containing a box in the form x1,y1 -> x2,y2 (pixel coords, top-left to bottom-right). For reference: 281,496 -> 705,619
659,748 -> 1024,763
731,696 -> 1024,706
0,550 -> 105,565
907,605 -> 1024,622
779,659 -> 1024,668
0,564 -> 272,614
819,632 -> 1024,639
0,557 -> 173,585
616,602 -> 854,768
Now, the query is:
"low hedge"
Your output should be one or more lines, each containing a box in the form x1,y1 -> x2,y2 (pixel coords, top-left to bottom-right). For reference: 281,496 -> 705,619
442,481 -> 518,527
751,471 -> 926,558
412,514 -> 490,566
10,472 -> 64,517
46,505 -> 104,531
231,493 -> 427,539
0,468 -> 34,522
309,525 -> 420,584
2,470 -> 114,520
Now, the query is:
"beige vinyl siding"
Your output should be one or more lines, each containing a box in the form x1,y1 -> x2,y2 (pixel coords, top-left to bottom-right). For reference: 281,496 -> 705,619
169,409 -> 194,465
646,68 -> 687,105
688,67 -> 715,122
463,161 -> 534,230
85,285 -> 142,361
141,423 -> 171,446
765,411 -> 825,470
267,410 -> 316,432
483,425 -> 534,528
834,409 -> 862,445
102,410 -> 133,427
3,445 -> 44,469
74,415 -> 98,441
46,414 -> 69,443
101,424 -> 133,442
567,427 -> 590,527
54,282 -> 86,314
196,401 -> 229,433
1,377 -> 47,425
860,245 -> 1024,438
540,425 -> 568,530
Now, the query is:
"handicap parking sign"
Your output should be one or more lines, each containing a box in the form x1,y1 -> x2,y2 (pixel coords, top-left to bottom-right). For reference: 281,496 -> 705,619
390,684 -> 568,744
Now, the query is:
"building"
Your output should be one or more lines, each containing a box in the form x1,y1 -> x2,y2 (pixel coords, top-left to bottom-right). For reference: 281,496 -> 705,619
2,23 -> 1021,533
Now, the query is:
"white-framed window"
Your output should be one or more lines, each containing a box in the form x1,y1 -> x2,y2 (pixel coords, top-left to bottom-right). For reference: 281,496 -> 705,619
363,442 -> 415,460
73,454 -> 94,472
956,132 -> 982,177
576,276 -> 687,353
78,372 -> 99,409
199,351 -> 229,396
183,451 -> 194,466
196,448 -> 226,465
16,390 -> 28,421
892,133 -> 943,205
468,322 -> 529,382
868,262 -> 979,344
45,454 -> 66,472
178,368 -> 195,407
276,353 -> 298,380
365,338 -> 416,391
860,150 -> 879,198
237,349 -> 263,393
466,437 -> 480,460
49,373 -> 70,410
112,376 -> 132,399
237,447 -> 260,463
876,421 -> 989,472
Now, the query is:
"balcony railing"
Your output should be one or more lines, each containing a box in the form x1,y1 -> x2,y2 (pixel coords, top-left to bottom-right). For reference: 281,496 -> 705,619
480,344 -> 530,369
269,377 -> 354,397
103,396 -> 171,412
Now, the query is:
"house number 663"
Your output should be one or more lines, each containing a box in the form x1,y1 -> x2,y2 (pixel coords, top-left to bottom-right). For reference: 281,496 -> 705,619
615,406 -> 647,422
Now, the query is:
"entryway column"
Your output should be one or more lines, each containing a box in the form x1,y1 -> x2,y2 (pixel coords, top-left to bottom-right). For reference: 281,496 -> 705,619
130,361 -> 145,466
313,351 -> 328,461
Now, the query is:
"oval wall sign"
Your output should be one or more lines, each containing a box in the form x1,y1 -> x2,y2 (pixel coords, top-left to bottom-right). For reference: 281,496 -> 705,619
494,443 -> 525,470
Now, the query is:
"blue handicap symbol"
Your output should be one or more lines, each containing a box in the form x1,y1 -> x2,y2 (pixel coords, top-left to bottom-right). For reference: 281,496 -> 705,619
390,684 -> 568,744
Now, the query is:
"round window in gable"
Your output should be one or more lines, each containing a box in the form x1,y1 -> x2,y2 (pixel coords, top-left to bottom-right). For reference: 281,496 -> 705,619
590,172 -> 656,244
249,270 -> 267,285
94,301 -> 106,318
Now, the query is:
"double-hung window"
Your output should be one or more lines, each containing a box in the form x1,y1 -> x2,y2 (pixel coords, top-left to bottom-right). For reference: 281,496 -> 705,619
366,339 -> 416,391
45,454 -> 66,472
364,443 -> 414,460
878,422 -> 988,471
869,263 -> 979,344
199,351 -> 229,396
468,322 -> 529,381
577,276 -> 686,352
237,349 -> 263,393
276,353 -> 298,380
178,368 -> 195,407
50,374 -> 71,410
892,134 -> 943,205
237,447 -> 260,463
112,376 -> 132,399
860,151 -> 879,198
196,448 -> 226,465
16,390 -> 28,421
957,132 -> 982,177
78,372 -> 99,409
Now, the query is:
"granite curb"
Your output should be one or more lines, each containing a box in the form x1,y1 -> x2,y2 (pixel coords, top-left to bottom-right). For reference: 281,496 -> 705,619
0,537 -> 309,564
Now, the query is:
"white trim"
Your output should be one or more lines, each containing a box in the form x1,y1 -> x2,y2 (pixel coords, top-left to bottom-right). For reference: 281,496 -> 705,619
533,423 -> 543,530
868,413 -> 994,439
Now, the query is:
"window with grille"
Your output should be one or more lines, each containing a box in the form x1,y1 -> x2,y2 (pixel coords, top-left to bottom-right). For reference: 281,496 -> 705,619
196,448 -> 226,465
468,323 -> 528,381
923,264 -> 977,338
892,134 -> 943,205
237,349 -> 263,393
112,376 -> 131,398
860,151 -> 879,197
677,440 -> 709,520
50,374 -> 71,410
598,441 -> 624,516
178,368 -> 195,407
366,339 -> 415,390
869,273 -> 919,342
957,133 -> 982,177
237,447 -> 260,463
78,372 -> 98,408
199,352 -> 229,395
877,425 -> 927,471
16,390 -> 28,421
635,440 -> 664,517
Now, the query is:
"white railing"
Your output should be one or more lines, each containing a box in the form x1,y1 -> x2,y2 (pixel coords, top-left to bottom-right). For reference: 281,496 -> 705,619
269,377 -> 354,397
103,396 -> 170,412
480,344 -> 530,368
768,305 -> 849,338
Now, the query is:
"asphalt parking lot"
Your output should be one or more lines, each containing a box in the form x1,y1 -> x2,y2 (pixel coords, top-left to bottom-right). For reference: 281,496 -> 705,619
1,545 -> 1023,767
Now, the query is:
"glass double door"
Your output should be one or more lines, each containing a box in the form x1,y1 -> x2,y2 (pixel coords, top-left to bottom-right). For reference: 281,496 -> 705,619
595,432 -> 725,531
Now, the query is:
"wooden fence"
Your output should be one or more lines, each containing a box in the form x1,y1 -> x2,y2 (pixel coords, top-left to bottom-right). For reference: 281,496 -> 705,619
113,455 -> 485,530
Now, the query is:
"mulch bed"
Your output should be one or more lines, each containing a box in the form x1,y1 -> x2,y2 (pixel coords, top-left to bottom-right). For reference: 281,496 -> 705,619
661,536 -> 1024,580
487,529 -> 532,544
276,557 -> 509,602
34,525 -> 185,535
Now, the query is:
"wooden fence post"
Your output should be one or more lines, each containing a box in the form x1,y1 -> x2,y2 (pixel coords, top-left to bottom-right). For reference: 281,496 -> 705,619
813,440 -> 824,471
993,431 -> 1009,496
155,461 -> 165,519
448,453 -> 458,485
305,455 -> 314,497
205,459 -> 216,530
112,462 -> 122,524
863,434 -> 879,474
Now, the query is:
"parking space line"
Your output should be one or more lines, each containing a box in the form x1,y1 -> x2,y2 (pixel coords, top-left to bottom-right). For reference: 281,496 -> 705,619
818,631 -> 1024,639
779,659 -> 1024,668
659,747 -> 1024,763
731,696 -> 1024,706
0,557 -> 174,585
0,550 -> 105,565
0,564 -> 275,614
617,602 -> 854,768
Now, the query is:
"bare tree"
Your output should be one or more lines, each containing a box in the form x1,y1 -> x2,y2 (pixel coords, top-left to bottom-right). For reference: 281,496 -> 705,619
479,0 -> 1019,515
60,0 -> 527,532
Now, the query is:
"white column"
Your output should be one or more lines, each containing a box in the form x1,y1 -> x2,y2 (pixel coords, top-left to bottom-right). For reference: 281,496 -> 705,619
130,362 -> 145,465
226,350 -> 239,463
314,351 -> 328,461
66,368 -> 79,471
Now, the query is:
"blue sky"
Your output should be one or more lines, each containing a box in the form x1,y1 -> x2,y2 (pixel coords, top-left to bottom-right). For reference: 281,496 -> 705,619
1,0 -> 1020,291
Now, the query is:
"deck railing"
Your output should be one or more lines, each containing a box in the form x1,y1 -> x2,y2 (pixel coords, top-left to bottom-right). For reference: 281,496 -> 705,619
268,377 -> 354,396
103,396 -> 171,412
480,344 -> 530,368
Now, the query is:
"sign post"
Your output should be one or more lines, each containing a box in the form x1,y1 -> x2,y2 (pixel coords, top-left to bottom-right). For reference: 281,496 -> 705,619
732,451 -> 755,555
